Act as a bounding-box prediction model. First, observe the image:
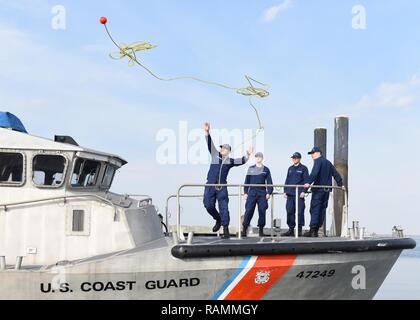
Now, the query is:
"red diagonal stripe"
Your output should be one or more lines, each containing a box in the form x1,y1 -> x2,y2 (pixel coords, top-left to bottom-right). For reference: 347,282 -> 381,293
225,255 -> 297,300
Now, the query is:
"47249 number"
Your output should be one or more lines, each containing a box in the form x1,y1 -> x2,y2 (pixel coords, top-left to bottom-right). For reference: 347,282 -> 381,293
296,270 -> 335,279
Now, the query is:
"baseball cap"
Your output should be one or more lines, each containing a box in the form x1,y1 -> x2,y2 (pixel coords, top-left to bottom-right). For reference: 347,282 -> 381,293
220,144 -> 232,151
291,152 -> 302,159
308,147 -> 322,154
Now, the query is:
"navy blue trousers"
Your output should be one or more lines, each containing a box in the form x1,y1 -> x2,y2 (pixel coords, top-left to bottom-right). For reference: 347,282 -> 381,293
309,191 -> 330,228
243,192 -> 268,228
285,195 -> 305,228
203,186 -> 230,226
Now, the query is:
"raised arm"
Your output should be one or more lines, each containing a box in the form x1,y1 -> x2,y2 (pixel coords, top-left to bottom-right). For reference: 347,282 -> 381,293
231,146 -> 253,167
204,122 -> 218,157
232,156 -> 248,167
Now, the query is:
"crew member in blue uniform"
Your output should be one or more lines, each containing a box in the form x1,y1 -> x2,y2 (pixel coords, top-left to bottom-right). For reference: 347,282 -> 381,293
241,152 -> 273,237
203,122 -> 252,239
282,152 -> 309,237
304,147 -> 345,237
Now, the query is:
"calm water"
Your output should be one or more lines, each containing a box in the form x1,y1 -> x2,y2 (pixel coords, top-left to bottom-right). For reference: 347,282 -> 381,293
374,236 -> 420,300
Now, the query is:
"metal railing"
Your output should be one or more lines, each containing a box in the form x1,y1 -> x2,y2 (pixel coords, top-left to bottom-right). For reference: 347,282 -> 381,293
166,192 -> 283,238
0,194 -> 124,216
171,184 -> 348,240
0,193 -> 154,218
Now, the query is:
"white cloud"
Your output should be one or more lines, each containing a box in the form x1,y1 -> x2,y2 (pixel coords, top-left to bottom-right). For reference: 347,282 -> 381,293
262,0 -> 294,23
354,75 -> 420,109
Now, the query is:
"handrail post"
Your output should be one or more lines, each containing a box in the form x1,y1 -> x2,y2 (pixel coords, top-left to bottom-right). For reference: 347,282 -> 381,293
345,190 -> 349,232
165,196 -> 171,228
165,203 -> 169,228
270,194 -> 274,238
177,187 -> 182,240
238,185 -> 242,239
341,190 -> 349,237
295,187 -> 299,239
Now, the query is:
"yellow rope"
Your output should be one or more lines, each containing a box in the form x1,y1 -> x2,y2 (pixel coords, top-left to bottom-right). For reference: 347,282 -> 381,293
110,41 -> 157,66
102,22 -> 270,191
103,24 -> 270,102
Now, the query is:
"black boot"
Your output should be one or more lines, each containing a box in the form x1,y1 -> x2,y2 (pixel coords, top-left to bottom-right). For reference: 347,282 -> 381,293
221,226 -> 230,239
212,219 -> 221,232
259,226 -> 267,237
241,225 -> 248,238
281,228 -> 295,237
303,227 -> 319,238
298,227 -> 303,237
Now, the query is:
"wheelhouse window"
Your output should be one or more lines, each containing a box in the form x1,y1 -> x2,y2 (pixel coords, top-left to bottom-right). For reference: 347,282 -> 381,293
32,154 -> 66,187
101,165 -> 116,189
0,152 -> 24,185
71,158 -> 101,188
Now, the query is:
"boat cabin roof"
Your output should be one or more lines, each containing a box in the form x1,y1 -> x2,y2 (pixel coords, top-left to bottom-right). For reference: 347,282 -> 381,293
0,127 -> 127,167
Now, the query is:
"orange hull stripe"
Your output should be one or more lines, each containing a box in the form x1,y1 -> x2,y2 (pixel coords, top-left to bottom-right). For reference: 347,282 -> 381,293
225,255 -> 297,300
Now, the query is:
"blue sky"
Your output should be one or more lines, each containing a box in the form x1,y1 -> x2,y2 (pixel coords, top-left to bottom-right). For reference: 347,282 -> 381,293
1,0 -> 419,234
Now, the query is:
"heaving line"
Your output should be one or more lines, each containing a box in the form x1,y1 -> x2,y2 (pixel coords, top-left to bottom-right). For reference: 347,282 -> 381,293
100,17 -> 270,188
101,17 -> 269,132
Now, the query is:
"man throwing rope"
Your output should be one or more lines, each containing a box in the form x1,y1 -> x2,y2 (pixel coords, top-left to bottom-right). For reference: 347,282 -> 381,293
203,122 -> 252,239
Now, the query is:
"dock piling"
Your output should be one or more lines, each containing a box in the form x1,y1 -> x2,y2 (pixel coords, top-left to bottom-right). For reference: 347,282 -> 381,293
334,116 -> 349,236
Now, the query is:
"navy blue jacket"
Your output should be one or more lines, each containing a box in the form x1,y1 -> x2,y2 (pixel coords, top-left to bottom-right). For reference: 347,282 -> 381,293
206,134 -> 248,184
284,163 -> 309,196
307,156 -> 343,192
244,165 -> 273,195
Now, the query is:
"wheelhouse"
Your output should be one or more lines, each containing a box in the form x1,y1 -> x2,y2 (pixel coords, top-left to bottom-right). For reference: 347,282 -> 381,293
0,115 -> 162,266
0,129 -> 126,194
